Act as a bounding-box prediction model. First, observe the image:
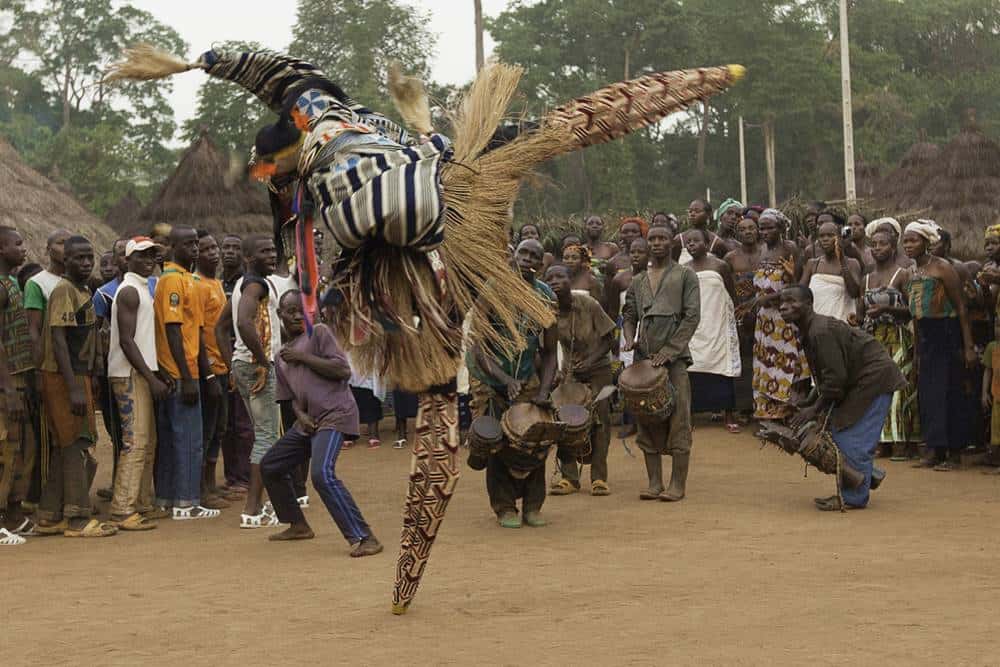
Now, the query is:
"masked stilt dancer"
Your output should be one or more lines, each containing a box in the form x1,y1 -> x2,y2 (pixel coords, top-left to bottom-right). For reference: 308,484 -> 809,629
105,43 -> 744,614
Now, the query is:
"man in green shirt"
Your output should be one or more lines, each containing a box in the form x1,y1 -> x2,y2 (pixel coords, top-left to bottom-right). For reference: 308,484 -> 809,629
467,239 -> 557,529
622,226 -> 701,502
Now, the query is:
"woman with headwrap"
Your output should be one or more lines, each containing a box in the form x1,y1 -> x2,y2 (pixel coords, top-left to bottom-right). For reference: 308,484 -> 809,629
747,209 -> 809,419
860,228 -> 919,460
715,198 -> 744,255
901,220 -> 977,471
865,217 -> 914,270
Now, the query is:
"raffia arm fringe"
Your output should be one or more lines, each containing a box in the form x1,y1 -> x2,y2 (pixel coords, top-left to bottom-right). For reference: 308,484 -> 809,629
103,43 -> 200,84
387,62 -> 433,136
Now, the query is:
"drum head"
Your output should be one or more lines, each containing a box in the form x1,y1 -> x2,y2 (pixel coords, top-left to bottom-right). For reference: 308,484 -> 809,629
503,402 -> 557,442
470,415 -> 502,442
558,404 -> 590,428
619,359 -> 667,390
551,381 -> 591,409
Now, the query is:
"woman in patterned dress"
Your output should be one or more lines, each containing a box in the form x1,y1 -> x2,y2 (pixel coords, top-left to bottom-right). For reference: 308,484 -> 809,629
902,221 -> 977,471
860,229 -> 918,460
748,210 -> 809,420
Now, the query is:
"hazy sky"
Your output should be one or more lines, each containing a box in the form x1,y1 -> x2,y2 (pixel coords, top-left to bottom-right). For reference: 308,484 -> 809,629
130,0 -> 512,136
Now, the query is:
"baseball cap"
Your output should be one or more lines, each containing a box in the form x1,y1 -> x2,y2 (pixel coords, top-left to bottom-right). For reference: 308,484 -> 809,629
125,236 -> 162,257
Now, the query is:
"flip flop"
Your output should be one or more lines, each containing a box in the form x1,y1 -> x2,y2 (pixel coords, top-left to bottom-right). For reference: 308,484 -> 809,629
368,438 -> 381,449
726,423 -> 742,434
114,513 -> 158,531
393,439 -> 407,449
63,519 -> 118,538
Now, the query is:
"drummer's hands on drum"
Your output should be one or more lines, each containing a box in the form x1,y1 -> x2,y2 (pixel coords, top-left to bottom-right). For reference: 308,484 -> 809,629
789,404 -> 818,430
506,378 -> 524,402
650,350 -> 673,367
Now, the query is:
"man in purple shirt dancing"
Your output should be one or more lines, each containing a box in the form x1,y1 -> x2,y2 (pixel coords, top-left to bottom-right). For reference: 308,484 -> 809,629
260,290 -> 382,557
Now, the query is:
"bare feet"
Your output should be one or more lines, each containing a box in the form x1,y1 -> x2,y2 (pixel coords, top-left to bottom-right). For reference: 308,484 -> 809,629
639,486 -> 664,500
350,535 -> 384,557
269,523 -> 315,541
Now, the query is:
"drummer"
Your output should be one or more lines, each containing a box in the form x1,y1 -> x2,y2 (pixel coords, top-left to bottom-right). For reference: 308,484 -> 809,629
544,264 -> 617,497
467,239 -> 558,529
622,226 -> 701,502
782,285 -> 904,511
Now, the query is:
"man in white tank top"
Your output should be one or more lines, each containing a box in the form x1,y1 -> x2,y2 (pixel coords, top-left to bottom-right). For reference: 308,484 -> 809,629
107,238 -> 170,530
219,234 -> 282,528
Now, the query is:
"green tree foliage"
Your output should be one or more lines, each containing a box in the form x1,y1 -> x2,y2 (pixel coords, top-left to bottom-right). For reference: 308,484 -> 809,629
289,0 -> 437,116
490,0 -> 1000,220
0,0 -> 185,215
181,41 -> 270,157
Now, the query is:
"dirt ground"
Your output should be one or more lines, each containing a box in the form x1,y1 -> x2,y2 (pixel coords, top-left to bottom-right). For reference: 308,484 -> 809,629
5,418 -> 1000,666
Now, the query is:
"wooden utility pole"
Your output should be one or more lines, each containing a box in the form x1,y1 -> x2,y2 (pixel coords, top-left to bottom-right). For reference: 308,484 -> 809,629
474,0 -> 485,72
763,119 -> 776,208
738,115 -> 747,204
839,0 -> 857,203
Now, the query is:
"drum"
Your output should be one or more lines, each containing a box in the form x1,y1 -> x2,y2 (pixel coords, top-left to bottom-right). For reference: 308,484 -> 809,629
557,404 -> 592,459
467,415 -> 503,471
755,421 -> 865,489
550,381 -> 592,410
499,402 -> 558,477
619,359 -> 675,422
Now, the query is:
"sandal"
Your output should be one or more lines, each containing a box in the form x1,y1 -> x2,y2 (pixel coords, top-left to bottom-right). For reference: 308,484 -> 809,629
297,495 -> 310,508
726,423 -> 742,434
393,439 -> 406,450
64,518 -> 118,538
240,512 -> 279,529
368,438 -> 381,449
343,440 -> 355,450
549,479 -> 578,496
639,489 -> 663,500
591,480 -> 611,496
142,507 -> 172,520
814,496 -> 864,512
13,517 -> 36,536
172,506 -> 221,521
0,527 -> 26,545
933,461 -> 956,472
114,513 -> 158,531
34,519 -> 70,535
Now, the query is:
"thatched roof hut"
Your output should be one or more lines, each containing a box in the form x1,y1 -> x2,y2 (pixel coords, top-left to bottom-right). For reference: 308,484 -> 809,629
878,141 -> 941,211
0,137 -> 119,263
138,131 -> 272,238
877,111 -> 1000,259
105,190 -> 143,236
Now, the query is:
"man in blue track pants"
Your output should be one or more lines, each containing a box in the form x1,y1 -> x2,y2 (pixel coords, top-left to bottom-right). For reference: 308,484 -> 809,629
260,290 -> 382,557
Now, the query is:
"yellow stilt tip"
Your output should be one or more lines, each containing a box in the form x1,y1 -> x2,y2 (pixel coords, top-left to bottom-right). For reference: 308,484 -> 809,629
391,603 -> 409,615
727,64 -> 746,81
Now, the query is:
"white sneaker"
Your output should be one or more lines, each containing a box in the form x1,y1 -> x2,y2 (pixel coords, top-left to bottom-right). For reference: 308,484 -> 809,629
297,495 -> 309,508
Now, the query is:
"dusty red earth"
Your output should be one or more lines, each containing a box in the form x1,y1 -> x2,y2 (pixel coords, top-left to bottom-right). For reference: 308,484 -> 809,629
6,419 -> 999,665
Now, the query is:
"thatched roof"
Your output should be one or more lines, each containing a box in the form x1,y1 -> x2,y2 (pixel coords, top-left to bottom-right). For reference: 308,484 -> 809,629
105,190 -> 143,235
878,141 -> 941,210
877,113 -> 1000,259
138,131 -> 272,237
0,137 -> 119,263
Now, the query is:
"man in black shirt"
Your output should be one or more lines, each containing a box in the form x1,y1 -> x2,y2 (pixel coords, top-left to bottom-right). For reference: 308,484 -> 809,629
782,285 -> 905,511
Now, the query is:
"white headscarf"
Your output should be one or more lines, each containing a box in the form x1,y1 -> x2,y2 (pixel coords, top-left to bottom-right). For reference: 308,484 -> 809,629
904,219 -> 941,245
866,217 -> 901,239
